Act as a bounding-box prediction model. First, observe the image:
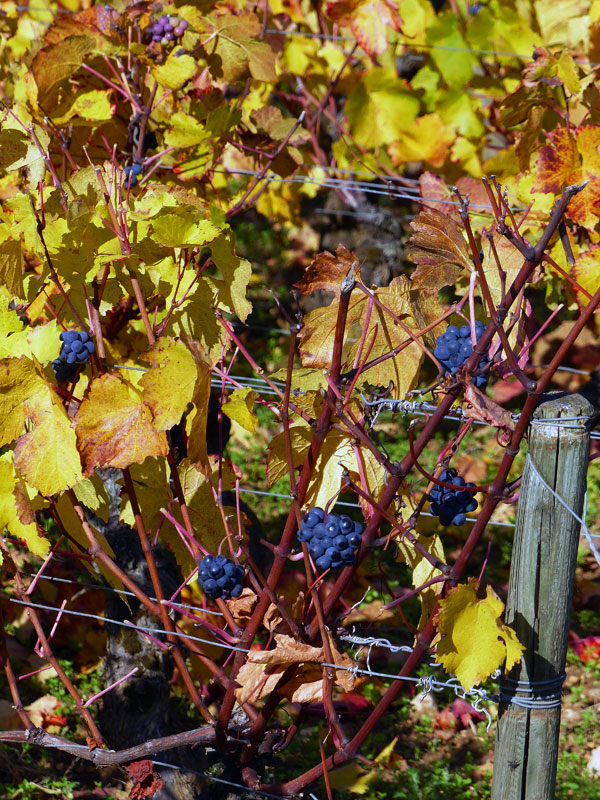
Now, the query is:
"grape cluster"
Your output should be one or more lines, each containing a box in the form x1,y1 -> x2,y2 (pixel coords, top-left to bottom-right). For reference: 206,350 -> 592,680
151,15 -> 188,45
297,508 -> 363,571
428,468 -> 477,527
52,330 -> 95,383
434,321 -> 489,388
197,554 -> 244,599
123,163 -> 143,188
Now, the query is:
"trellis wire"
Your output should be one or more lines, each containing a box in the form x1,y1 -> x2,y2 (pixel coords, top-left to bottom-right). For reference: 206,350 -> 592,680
265,27 -> 600,66
8,598 -> 249,653
24,572 -> 224,616
150,759 -> 306,800
9,595 -> 498,727
213,168 -> 522,214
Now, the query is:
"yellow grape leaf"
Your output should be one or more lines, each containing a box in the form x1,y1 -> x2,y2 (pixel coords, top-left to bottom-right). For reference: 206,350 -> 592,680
0,225 -> 23,297
164,111 -> 209,149
434,578 -> 525,690
222,387 -> 259,433
298,275 -> 423,399
52,89 -> 115,124
388,113 -> 454,169
482,234 -> 525,309
268,423 -> 355,508
74,373 -> 168,475
326,0 -> 402,57
152,51 -> 196,89
427,10 -> 476,88
329,737 -> 399,794
397,532 -> 445,632
203,12 -> 276,83
0,304 -> 61,363
140,337 -> 197,431
573,245 -> 600,309
73,474 -> 109,521
150,211 -> 225,249
172,458 -> 241,576
208,231 -> 252,324
14,399 -> 83,496
345,68 -> 420,149
0,356 -> 52,447
344,277 -> 424,399
0,453 -> 49,557
185,347 -> 212,473
270,367 -> 327,392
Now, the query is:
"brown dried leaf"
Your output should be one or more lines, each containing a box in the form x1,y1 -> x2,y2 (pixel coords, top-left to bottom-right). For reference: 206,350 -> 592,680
251,634 -> 324,666
234,633 -> 357,705
125,760 -> 165,800
227,588 -> 258,625
407,209 -> 471,291
24,695 -> 61,728
294,244 -> 361,298
264,602 -> 286,634
342,599 -> 395,626
234,662 -> 283,705
464,385 -> 515,433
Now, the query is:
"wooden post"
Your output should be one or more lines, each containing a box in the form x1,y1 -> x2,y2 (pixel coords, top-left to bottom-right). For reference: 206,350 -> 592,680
491,394 -> 593,800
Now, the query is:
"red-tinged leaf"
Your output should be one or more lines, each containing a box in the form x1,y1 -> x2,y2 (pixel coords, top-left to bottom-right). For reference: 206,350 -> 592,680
455,177 -> 491,211
326,0 -> 402,58
406,208 -> 471,290
532,127 -> 578,195
294,244 -> 360,298
564,172 -> 600,230
418,172 -> 458,219
571,634 -> 600,663
532,126 -> 600,229
44,5 -> 122,42
451,698 -> 485,728
125,760 -> 165,800
572,245 -> 600,308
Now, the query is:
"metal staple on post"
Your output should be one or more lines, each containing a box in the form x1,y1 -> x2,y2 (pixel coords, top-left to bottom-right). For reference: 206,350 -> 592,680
491,392 -> 594,800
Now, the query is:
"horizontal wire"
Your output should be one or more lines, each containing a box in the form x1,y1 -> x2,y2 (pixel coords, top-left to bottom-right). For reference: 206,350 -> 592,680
214,168 -> 517,213
265,27 -> 600,66
150,759 -> 306,800
8,598 -> 249,653
238,485 -> 516,529
24,573 -> 224,617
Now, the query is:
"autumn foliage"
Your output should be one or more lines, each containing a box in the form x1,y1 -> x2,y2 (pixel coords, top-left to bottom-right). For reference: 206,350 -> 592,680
0,0 -> 600,797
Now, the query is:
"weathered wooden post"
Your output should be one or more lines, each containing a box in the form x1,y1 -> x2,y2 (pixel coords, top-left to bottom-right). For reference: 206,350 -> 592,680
491,394 -> 593,800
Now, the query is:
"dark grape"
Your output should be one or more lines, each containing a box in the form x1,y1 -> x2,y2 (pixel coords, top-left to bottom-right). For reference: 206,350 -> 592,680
152,23 -> 163,35
297,507 -> 364,571
52,330 -> 96,383
434,320 -> 489,388
428,468 -> 478,527
197,554 -> 244,599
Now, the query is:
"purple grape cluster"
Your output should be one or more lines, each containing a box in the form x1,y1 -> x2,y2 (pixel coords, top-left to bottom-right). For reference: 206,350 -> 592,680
52,330 -> 95,383
197,554 -> 244,599
428,468 -> 478,527
123,163 -> 143,188
297,508 -> 363,571
434,321 -> 489,388
151,15 -> 188,45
